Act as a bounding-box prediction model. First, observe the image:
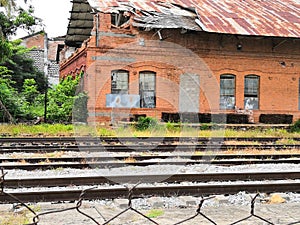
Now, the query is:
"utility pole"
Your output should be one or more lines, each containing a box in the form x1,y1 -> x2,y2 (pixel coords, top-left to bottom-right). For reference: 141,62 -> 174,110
43,31 -> 48,123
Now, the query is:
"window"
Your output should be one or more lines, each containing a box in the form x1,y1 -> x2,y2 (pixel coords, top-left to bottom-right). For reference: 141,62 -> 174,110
111,12 -> 130,29
111,70 -> 129,94
244,75 -> 259,110
220,74 -> 236,109
139,71 -> 156,108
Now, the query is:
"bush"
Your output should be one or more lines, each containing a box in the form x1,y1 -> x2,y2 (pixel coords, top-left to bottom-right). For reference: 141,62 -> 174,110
290,119 -> 300,132
47,75 -> 87,123
200,124 -> 210,130
165,121 -> 180,133
134,117 -> 158,131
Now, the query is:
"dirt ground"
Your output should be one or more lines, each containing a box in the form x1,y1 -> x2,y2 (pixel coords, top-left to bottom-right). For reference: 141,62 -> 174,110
1,200 -> 299,225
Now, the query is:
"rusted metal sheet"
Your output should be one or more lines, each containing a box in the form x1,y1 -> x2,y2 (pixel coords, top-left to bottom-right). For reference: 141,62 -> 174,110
132,15 -> 201,30
87,0 -> 300,38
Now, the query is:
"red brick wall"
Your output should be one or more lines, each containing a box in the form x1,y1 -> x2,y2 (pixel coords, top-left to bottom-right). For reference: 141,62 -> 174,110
60,47 -> 88,78
48,40 -> 64,61
22,33 -> 64,61
62,13 -> 300,123
22,33 -> 45,49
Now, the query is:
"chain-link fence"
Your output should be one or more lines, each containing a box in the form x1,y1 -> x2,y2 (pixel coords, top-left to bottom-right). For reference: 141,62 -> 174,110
1,168 -> 299,225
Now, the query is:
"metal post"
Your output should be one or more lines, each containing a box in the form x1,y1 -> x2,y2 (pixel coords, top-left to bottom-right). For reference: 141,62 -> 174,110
43,32 -> 48,123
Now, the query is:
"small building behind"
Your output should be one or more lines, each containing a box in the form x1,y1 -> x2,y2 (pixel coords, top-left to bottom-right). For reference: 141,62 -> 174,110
21,31 -> 65,86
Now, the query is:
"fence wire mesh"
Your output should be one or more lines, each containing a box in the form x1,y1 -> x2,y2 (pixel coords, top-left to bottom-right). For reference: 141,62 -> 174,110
0,168 -> 299,225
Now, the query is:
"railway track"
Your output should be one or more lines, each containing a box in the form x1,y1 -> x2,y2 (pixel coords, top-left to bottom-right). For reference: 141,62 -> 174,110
1,172 -> 300,203
1,153 -> 300,162
0,137 -> 300,169
0,154 -> 300,170
1,181 -> 300,203
1,144 -> 300,154
3,171 -> 300,188
1,159 -> 300,170
0,137 -> 299,155
0,137 -> 299,203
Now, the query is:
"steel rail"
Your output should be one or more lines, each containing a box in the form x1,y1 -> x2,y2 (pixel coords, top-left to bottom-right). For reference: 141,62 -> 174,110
1,181 -> 299,203
3,171 -> 300,188
1,153 -> 300,163
1,158 -> 300,170
1,144 -> 300,154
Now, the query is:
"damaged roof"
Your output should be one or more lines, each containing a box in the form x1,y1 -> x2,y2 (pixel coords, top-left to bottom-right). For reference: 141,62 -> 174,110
65,0 -> 300,46
87,0 -> 300,38
65,0 -> 94,47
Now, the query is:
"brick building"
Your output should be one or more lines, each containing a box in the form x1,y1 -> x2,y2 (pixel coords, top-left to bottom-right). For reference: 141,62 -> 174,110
21,31 -> 65,86
60,0 -> 300,124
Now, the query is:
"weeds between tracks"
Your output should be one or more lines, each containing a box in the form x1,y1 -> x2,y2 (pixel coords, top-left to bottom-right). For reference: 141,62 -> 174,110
0,123 -> 300,138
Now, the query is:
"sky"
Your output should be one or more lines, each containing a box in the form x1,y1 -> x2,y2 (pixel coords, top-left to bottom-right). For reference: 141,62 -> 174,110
16,0 -> 72,38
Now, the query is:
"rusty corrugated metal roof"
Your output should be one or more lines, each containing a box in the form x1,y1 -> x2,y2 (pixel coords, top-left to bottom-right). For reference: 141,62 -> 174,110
87,0 -> 300,38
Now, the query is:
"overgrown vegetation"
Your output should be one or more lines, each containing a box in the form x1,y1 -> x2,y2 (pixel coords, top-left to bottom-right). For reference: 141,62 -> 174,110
0,37 -> 88,123
0,0 -> 39,61
134,116 -> 158,131
290,119 -> 300,132
0,1 -> 44,122
0,70 -> 87,123
1,122 -> 300,138
0,1 -> 88,124
47,75 -> 88,123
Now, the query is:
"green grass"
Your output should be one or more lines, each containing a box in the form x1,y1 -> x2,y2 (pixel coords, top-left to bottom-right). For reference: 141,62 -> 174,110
0,205 -> 40,225
0,124 -> 74,137
146,209 -> 164,218
0,123 -> 299,138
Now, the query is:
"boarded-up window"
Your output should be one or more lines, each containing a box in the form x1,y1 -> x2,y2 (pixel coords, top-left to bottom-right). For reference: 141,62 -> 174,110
244,75 -> 259,110
139,71 -> 156,108
111,70 -> 129,94
220,74 -> 235,109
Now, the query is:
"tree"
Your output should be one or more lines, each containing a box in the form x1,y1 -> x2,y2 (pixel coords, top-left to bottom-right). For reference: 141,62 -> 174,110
0,0 -> 44,93
0,0 -> 16,16
0,73 -> 23,121
22,78 -> 39,103
0,0 -> 29,17
0,0 -> 38,61
0,0 -> 42,122
0,5 -> 36,38
0,1 -> 88,124
47,75 -> 88,123
0,39 -> 46,92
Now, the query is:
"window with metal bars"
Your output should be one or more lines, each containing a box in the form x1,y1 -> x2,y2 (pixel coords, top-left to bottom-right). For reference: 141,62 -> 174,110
139,71 -> 156,108
220,74 -> 236,109
111,70 -> 129,94
244,75 -> 259,110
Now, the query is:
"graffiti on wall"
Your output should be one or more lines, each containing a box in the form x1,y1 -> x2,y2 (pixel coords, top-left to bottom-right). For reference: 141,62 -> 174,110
106,94 -> 140,108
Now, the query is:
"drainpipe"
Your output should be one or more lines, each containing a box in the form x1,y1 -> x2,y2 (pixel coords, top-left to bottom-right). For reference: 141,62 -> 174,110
43,32 -> 49,123
95,13 -> 99,47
